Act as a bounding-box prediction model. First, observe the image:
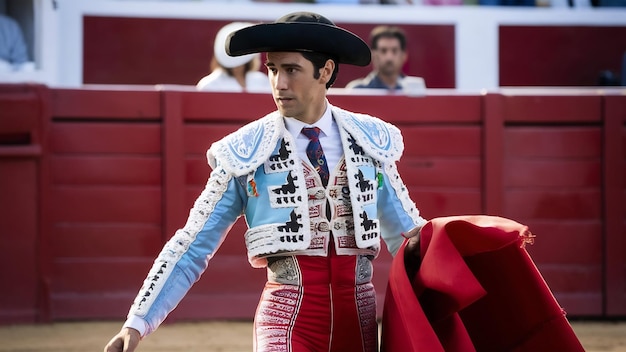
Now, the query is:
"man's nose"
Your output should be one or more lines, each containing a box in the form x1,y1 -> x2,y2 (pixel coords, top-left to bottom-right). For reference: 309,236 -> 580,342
273,72 -> 288,90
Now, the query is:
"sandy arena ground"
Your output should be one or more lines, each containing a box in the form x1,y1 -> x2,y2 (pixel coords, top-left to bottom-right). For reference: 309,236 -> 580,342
0,320 -> 624,351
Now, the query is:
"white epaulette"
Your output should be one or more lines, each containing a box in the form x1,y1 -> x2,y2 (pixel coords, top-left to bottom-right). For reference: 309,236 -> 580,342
207,111 -> 284,176
332,106 -> 404,163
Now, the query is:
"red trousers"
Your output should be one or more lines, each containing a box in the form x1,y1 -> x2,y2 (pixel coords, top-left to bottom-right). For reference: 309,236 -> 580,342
253,246 -> 378,352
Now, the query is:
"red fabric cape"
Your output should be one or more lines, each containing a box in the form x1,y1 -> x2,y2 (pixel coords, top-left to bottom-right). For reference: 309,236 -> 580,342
381,215 -> 584,352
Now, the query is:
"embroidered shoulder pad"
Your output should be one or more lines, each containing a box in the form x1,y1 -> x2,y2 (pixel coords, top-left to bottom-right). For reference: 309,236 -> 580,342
333,106 -> 404,162
207,111 -> 283,175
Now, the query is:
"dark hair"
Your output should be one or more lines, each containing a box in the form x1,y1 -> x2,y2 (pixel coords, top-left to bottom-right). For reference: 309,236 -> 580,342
369,25 -> 407,51
301,51 -> 339,89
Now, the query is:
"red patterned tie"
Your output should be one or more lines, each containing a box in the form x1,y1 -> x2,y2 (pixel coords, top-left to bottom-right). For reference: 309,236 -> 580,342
301,127 -> 329,187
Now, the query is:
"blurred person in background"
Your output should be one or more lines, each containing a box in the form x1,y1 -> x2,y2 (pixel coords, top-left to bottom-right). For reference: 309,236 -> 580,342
196,22 -> 270,92
346,25 -> 425,94
0,13 -> 34,73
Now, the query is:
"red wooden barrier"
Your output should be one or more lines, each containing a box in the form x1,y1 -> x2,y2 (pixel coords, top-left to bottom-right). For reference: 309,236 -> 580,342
494,92 -> 605,315
0,84 -> 623,324
604,93 -> 626,316
0,84 -> 49,323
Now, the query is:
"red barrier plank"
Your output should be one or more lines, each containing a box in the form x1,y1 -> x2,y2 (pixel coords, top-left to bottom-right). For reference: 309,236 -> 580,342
505,127 -> 601,158
504,159 -> 601,188
186,93 -> 482,124
51,259 -> 157,292
0,86 -> 41,134
51,156 -> 161,185
50,186 -> 161,224
0,145 -> 41,157
50,294 -> 139,320
328,94 -> 482,124
410,189 -> 482,218
547,293 -> 601,317
538,267 -> 603,316
398,157 -> 481,188
50,123 -> 161,154
502,95 -> 601,123
504,189 -> 601,220
526,220 -> 603,265
401,126 -> 481,157
183,91 -> 275,122
538,265 -> 602,293
51,223 -> 162,258
51,88 -> 160,118
184,123 -> 244,153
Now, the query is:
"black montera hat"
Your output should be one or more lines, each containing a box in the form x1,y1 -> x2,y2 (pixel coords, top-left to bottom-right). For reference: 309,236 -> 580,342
225,12 -> 371,67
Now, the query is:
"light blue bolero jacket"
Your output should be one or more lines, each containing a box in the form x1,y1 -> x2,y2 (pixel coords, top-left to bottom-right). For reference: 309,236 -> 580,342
126,105 -> 426,335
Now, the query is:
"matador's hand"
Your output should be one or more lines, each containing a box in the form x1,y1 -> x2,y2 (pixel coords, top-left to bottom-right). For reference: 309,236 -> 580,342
403,226 -> 421,280
104,327 -> 140,352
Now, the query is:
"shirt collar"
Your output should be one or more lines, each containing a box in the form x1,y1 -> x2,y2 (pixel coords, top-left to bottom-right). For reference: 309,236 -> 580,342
284,100 -> 334,137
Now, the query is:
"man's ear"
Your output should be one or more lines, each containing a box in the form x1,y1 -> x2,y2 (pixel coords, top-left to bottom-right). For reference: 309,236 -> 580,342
320,59 -> 335,85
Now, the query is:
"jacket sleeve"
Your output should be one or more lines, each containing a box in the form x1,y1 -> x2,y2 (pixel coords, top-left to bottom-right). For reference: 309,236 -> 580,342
377,161 -> 427,256
125,164 -> 247,336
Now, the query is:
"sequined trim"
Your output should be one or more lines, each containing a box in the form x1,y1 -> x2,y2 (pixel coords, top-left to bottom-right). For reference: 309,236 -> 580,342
385,162 -> 426,229
130,168 -> 231,317
255,285 -> 302,352
339,126 -> 381,250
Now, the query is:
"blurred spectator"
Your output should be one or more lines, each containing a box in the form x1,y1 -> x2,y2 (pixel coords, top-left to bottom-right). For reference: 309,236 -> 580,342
477,0 -> 535,5
0,14 -> 34,72
346,25 -> 425,95
597,70 -> 620,86
256,0 -> 380,3
314,0 -> 378,3
422,0 -> 463,4
591,0 -> 626,5
196,22 -> 270,92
